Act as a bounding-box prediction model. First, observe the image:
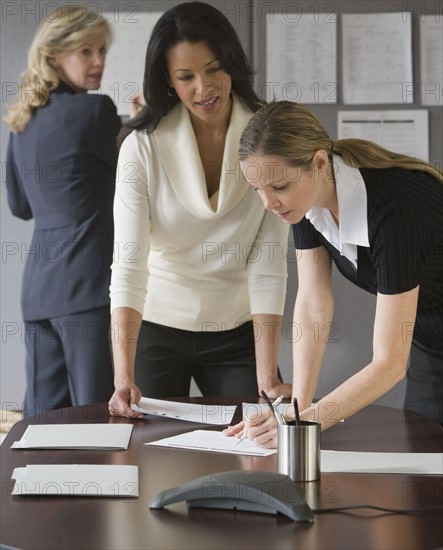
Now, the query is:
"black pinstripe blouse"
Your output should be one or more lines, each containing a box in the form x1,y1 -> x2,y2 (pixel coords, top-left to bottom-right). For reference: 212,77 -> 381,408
292,167 -> 443,351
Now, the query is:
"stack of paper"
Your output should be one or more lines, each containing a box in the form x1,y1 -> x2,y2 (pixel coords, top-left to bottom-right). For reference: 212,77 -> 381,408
133,397 -> 236,425
145,429 -> 276,457
11,464 -> 139,496
11,424 -> 133,450
321,450 -> 443,475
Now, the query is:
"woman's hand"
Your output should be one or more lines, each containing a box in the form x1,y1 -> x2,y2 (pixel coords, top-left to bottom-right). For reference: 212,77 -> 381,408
223,408 -> 279,448
108,382 -> 144,418
128,94 -> 146,117
223,420 -> 244,439
244,407 -> 279,448
261,382 -> 292,399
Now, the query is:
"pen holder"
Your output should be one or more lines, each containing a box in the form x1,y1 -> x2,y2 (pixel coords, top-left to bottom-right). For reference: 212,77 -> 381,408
277,421 -> 321,482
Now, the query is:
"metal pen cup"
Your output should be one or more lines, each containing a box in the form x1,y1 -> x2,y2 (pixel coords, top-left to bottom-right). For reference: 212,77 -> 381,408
277,421 -> 321,482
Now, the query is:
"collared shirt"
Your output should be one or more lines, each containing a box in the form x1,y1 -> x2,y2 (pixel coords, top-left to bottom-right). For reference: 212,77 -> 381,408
306,154 -> 370,268
292,161 -> 443,351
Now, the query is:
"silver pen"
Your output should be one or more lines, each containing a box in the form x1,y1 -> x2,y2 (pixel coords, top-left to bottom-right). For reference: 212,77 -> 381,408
236,395 -> 285,444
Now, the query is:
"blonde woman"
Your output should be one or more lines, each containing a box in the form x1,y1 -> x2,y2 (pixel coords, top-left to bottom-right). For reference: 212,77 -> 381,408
5,5 -> 121,417
226,101 -> 443,446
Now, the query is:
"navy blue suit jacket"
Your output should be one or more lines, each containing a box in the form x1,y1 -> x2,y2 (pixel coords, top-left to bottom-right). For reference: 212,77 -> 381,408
6,82 -> 121,321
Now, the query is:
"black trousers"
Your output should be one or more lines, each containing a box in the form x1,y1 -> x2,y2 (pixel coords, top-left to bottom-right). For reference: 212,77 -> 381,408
134,320 -> 259,398
23,307 -> 114,418
404,339 -> 443,424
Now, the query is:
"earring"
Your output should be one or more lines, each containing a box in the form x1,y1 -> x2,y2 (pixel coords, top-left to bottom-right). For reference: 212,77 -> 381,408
167,87 -> 175,97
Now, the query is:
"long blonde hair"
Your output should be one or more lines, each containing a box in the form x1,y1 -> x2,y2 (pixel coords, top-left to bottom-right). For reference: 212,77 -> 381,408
239,101 -> 443,183
5,5 -> 112,133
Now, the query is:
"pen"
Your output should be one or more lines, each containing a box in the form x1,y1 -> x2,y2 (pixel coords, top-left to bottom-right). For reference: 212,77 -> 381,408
260,390 -> 286,425
272,395 -> 284,408
236,395 -> 285,444
293,397 -> 301,426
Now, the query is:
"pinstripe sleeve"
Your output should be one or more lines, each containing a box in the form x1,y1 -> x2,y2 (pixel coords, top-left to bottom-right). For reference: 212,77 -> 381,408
292,217 -> 323,249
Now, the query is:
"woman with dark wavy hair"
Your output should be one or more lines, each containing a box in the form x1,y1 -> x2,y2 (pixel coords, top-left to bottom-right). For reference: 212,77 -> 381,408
109,2 -> 290,417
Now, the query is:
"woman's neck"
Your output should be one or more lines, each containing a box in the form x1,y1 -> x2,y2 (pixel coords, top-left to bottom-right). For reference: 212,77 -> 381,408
189,97 -> 232,139
318,163 -> 339,213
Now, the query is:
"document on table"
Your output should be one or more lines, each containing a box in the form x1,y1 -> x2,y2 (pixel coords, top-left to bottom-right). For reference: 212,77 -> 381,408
145,429 -> 276,457
321,450 -> 443,475
11,424 -> 133,450
132,397 -> 236,425
11,464 -> 139,497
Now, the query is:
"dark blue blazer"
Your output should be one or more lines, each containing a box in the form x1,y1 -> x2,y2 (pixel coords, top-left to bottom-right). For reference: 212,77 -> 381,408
6,82 -> 121,321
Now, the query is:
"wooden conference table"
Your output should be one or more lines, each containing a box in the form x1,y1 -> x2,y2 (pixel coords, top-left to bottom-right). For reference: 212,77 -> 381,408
1,398 -> 442,550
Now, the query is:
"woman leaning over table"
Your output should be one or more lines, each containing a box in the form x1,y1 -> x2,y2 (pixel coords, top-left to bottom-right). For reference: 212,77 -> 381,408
4,6 -> 121,417
224,100 -> 443,446
108,2 -> 290,418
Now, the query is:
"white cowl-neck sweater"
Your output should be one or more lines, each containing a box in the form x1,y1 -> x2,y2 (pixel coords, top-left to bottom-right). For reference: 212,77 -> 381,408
110,97 -> 289,331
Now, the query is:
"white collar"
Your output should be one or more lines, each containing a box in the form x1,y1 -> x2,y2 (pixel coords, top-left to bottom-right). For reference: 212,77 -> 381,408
306,154 -> 369,267
152,95 -> 253,220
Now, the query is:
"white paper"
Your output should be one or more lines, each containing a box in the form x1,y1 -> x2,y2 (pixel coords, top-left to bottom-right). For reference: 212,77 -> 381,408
145,429 -> 276,457
322,450 -> 443,475
342,13 -> 413,104
11,424 -> 133,450
133,397 -> 236,425
11,464 -> 139,497
100,12 -> 163,115
338,110 -> 429,161
266,12 -> 337,103
419,17 -> 443,105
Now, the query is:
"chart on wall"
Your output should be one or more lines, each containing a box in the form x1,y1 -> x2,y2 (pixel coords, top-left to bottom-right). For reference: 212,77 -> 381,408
341,13 -> 413,104
337,110 -> 429,161
100,11 -> 163,116
266,11 -> 337,104
419,16 -> 443,106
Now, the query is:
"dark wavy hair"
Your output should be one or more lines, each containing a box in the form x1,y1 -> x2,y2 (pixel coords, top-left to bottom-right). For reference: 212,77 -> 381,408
118,1 -> 263,147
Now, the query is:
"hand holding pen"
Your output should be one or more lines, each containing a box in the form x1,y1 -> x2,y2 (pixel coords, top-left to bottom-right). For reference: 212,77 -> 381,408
260,389 -> 287,426
236,392 -> 285,445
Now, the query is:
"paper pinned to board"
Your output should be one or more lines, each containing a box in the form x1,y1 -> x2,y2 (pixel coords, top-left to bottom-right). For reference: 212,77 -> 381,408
132,397 -> 236,425
266,11 -> 337,103
338,110 -> 429,161
419,17 -> 443,106
11,464 -> 139,497
11,424 -> 133,450
342,12 -> 413,104
144,429 -> 276,457
101,12 -> 163,115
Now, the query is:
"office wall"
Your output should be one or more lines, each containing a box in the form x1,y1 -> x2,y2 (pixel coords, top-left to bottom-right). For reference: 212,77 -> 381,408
1,0 -> 441,410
